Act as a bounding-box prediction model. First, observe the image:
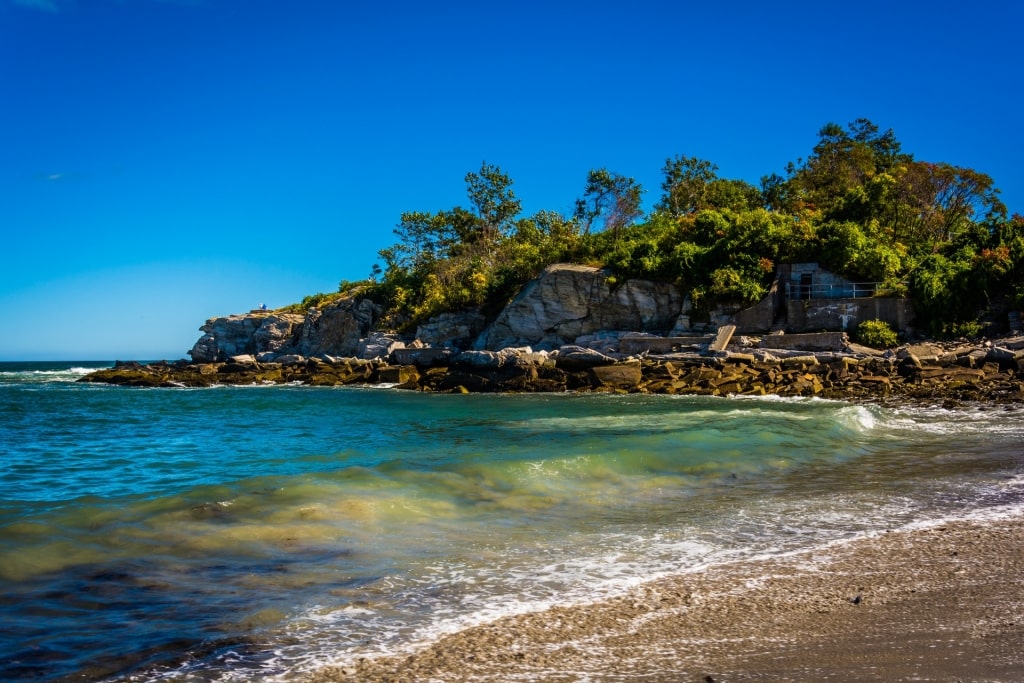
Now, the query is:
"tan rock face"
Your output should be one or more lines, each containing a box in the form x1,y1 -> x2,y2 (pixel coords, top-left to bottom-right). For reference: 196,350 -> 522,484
253,314 -> 304,354
474,264 -> 683,351
294,298 -> 380,358
188,312 -> 301,362
187,299 -> 379,362
186,265 -> 686,362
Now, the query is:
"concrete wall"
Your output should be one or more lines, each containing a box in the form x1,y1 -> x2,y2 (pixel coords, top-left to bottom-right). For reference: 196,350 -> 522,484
759,332 -> 847,352
787,297 -> 914,333
730,279 -> 780,334
781,262 -> 876,299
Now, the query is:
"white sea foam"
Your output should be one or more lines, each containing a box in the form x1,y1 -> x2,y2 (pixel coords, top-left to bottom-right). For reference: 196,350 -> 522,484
151,477 -> 1024,683
12,382 -> 1022,683
878,403 -> 1024,437
0,366 -> 101,383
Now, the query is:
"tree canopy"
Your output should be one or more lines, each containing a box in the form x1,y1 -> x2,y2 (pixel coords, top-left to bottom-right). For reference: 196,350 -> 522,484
323,121 -> 1021,338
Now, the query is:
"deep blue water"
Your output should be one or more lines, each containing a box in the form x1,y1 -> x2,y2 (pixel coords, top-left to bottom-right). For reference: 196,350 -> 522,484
1,361 -> 1023,682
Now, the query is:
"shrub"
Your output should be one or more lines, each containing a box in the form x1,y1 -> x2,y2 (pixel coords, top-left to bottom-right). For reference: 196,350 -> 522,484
855,319 -> 898,349
944,320 -> 984,340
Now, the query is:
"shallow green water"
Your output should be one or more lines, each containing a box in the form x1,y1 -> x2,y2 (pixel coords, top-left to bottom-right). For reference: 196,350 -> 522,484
1,362 -> 1022,682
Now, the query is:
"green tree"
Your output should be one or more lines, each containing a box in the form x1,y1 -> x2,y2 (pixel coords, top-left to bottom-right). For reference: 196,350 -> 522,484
703,178 -> 763,212
908,252 -> 976,333
657,154 -> 718,215
787,119 -> 906,220
464,162 -> 521,247
380,210 -> 455,273
760,172 -> 792,212
574,168 -> 643,238
893,161 -> 1006,250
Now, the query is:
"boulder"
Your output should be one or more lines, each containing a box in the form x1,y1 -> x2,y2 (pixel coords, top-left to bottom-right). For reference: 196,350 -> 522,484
188,312 -> 279,362
590,361 -> 642,389
987,346 -> 1024,366
554,345 -> 618,370
416,310 -> 488,348
474,264 -> 683,351
377,365 -> 420,385
391,347 -> 456,367
458,350 -> 509,369
252,314 -> 304,354
358,332 -> 404,360
899,343 -> 943,363
454,348 -> 548,370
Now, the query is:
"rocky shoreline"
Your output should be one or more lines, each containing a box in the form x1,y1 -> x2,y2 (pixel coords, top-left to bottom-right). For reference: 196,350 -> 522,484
82,263 -> 1024,405
80,334 -> 1024,407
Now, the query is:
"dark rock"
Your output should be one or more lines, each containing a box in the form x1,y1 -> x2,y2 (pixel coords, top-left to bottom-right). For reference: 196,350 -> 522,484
554,346 -> 618,370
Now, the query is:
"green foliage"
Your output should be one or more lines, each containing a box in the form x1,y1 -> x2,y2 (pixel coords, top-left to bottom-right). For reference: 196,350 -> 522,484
574,168 -> 643,237
279,291 -> 347,314
290,120 -> 1019,338
658,154 -> 718,215
704,178 -> 763,212
944,320 -> 984,339
707,264 -> 767,305
908,253 -> 977,334
855,319 -> 898,349
464,161 -> 521,245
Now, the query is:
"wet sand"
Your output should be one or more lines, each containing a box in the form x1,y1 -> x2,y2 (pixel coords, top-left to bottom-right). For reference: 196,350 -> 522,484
308,513 -> 1024,682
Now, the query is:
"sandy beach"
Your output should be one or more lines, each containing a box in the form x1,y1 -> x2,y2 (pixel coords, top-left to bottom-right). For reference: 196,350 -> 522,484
308,513 -> 1024,682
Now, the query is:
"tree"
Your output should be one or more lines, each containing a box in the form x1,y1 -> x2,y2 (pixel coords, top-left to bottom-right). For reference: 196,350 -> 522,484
893,162 -> 1006,249
760,172 -> 792,212
573,168 -> 643,237
380,210 -> 455,272
786,118 -> 909,220
657,154 -> 718,215
704,178 -> 762,212
464,162 -> 521,246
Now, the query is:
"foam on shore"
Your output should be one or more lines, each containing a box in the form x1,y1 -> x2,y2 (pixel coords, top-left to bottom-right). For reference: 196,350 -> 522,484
306,508 -> 1024,682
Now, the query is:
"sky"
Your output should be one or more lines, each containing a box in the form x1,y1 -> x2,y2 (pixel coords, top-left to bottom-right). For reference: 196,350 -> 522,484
2,0 -> 1022,360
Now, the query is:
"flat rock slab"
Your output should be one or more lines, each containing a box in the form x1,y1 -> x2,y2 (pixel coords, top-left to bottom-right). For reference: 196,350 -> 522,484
709,325 -> 736,352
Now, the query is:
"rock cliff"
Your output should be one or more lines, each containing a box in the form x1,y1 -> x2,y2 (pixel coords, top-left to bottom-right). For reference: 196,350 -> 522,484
189,312 -> 304,362
188,298 -> 381,363
188,264 -> 684,362
473,264 -> 683,351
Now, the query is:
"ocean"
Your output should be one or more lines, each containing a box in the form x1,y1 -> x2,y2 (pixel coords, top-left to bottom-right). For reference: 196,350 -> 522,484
1,360 -> 1022,682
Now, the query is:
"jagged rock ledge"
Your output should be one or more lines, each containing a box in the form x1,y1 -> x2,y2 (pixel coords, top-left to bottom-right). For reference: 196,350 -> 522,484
79,336 -> 1024,407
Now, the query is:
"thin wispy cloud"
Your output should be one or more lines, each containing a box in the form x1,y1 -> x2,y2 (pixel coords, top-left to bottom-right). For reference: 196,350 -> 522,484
32,171 -> 81,183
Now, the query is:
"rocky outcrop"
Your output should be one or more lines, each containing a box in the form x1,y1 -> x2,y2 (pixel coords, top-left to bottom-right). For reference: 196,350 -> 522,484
88,258 -> 1024,405
188,312 -> 304,363
82,337 -> 1024,406
294,297 -> 381,358
187,298 -> 382,363
415,310 -> 489,348
186,265 -> 685,364
473,264 -> 683,351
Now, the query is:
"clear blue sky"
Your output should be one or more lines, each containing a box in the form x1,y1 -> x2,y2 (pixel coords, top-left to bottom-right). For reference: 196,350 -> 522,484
2,0 -> 1022,360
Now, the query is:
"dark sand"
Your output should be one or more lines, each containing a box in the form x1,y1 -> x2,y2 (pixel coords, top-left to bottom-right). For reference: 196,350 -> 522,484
308,514 -> 1024,682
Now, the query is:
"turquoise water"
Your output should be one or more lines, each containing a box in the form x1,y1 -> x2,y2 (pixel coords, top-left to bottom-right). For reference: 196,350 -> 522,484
1,361 -> 1023,682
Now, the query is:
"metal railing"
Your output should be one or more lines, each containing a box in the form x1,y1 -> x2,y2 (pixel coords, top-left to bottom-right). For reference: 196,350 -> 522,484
786,281 -> 894,300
